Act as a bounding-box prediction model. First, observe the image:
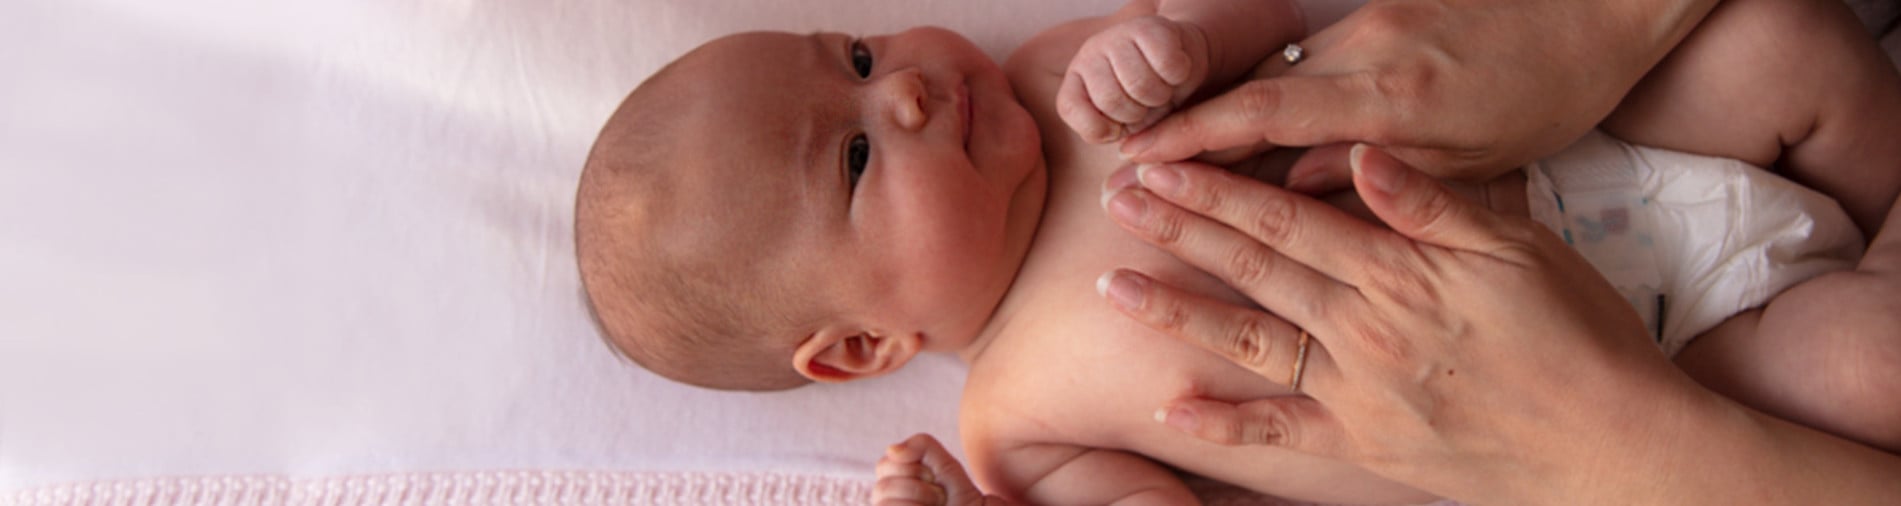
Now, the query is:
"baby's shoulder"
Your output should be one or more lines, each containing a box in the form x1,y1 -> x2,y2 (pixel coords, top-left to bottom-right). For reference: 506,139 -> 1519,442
1002,19 -> 1095,83
956,314 -> 1097,436
955,342 -> 1097,489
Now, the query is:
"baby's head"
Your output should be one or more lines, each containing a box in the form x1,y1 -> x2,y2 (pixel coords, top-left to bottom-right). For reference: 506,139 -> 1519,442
576,28 -> 1047,390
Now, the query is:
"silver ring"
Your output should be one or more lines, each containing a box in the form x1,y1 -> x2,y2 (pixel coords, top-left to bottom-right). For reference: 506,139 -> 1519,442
1282,43 -> 1305,65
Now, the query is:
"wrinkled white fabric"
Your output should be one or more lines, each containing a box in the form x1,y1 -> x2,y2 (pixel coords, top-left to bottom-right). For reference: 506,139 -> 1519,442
1525,131 -> 1864,356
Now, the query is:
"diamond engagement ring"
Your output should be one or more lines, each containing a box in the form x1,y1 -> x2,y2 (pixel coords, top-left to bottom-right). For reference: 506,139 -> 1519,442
1282,43 -> 1305,65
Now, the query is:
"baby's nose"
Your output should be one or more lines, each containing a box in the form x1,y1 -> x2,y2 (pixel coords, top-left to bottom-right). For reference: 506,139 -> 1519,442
877,69 -> 928,132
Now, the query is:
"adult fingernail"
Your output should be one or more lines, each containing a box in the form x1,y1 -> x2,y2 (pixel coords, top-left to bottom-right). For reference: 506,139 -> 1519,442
1096,271 -> 1146,310
1351,143 -> 1404,195
1283,171 -> 1313,193
1156,407 -> 1198,431
1104,164 -> 1140,192
1106,190 -> 1148,224
1121,132 -> 1156,158
1137,164 -> 1183,196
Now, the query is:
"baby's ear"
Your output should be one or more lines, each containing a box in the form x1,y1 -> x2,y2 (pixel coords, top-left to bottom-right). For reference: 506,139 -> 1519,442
792,326 -> 922,383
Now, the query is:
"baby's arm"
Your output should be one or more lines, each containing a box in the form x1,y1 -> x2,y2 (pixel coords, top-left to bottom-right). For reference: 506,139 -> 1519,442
874,435 -> 1011,506
874,434 -> 1196,506
977,441 -> 1198,505
1058,0 -> 1305,143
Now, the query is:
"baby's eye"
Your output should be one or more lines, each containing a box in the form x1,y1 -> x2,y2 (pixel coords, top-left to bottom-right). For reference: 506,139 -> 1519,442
850,40 -> 874,78
846,134 -> 870,187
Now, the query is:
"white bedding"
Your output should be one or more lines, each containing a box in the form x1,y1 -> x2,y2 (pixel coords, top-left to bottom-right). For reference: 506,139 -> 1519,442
0,0 -> 1360,499
2,0 -> 1894,503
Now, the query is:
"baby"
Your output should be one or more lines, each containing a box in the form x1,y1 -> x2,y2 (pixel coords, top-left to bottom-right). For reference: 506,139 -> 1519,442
575,0 -> 1901,502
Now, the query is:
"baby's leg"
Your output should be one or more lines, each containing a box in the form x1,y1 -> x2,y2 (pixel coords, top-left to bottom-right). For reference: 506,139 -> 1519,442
1602,0 -> 1901,234
1679,200 -> 1901,451
1601,0 -> 1901,451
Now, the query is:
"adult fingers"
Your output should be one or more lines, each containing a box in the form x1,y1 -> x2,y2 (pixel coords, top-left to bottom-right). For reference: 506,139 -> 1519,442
1156,396 -> 1348,457
1189,140 -> 1277,167
1100,177 -> 1350,326
1096,269 -> 1336,392
1283,143 -> 1357,194
1121,161 -> 1403,289
1118,73 -> 1376,163
1348,144 -> 1520,252
1118,33 -> 1303,163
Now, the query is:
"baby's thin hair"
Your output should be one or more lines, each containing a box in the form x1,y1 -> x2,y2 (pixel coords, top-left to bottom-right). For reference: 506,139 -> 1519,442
573,61 -> 816,391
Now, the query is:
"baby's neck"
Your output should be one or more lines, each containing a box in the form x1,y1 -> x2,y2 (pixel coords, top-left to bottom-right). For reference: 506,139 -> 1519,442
955,290 -> 1028,365
954,201 -> 1050,366
952,166 -> 1061,367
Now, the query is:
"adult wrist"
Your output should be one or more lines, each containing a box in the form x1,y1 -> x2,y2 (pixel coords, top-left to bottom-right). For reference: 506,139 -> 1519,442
1525,368 -> 1743,505
1602,0 -> 1723,67
1586,376 -> 1901,505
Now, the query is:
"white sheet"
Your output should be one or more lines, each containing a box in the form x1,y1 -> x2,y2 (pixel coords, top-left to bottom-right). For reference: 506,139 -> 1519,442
0,0 -> 1365,495
6,0 -> 1892,500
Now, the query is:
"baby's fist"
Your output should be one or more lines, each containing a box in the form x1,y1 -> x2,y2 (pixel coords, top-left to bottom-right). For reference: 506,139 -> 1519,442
872,434 -> 1002,506
1058,16 -> 1208,144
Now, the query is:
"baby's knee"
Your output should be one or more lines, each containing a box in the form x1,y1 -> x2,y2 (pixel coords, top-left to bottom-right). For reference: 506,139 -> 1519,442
1806,275 -> 1901,451
1824,358 -> 1901,452
1758,271 -> 1901,451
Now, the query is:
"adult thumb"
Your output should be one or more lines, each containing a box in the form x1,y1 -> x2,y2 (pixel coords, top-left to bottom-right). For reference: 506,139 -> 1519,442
1350,144 -> 1513,251
1156,396 -> 1345,457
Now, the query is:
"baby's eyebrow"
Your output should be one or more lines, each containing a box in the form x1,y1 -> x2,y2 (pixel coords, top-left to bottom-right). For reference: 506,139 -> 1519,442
795,106 -> 822,182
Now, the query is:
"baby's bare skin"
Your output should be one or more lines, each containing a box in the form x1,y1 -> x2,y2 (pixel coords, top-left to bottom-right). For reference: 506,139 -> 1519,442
929,7 -> 1433,504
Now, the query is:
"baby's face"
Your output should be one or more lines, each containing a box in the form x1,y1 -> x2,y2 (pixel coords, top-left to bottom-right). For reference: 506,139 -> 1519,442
667,28 -> 1047,349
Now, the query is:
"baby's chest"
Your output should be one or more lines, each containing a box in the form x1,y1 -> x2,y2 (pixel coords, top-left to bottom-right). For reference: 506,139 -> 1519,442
966,226 -> 1290,450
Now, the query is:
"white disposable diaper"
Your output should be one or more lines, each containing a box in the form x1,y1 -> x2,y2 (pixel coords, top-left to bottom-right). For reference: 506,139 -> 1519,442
1524,131 -> 1865,356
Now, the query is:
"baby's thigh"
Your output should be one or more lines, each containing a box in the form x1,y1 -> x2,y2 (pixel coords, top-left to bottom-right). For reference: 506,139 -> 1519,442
1676,267 -> 1901,451
1604,0 -> 1901,230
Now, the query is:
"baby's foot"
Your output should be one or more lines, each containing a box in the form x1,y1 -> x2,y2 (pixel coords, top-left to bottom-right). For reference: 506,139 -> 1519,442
872,433 -> 1003,506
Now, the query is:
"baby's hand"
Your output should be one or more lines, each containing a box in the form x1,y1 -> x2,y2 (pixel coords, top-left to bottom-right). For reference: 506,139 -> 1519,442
1058,16 -> 1209,144
873,433 -> 1002,506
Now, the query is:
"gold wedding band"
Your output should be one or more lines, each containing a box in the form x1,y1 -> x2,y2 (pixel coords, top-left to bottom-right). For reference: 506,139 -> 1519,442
1289,329 -> 1311,391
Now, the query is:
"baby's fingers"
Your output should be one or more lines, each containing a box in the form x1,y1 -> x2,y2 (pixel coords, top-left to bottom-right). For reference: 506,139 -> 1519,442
873,475 -> 947,506
876,456 -> 936,485
1076,53 -> 1150,126
1058,72 -> 1124,144
1108,39 -> 1174,108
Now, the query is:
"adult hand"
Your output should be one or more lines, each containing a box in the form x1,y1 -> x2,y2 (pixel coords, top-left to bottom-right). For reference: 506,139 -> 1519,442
1095,145 -> 1731,503
1118,0 -> 1721,188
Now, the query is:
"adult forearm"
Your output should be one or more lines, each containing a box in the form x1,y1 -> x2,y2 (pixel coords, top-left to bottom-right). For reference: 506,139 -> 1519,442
1590,389 -> 1901,505
1602,0 -> 1725,73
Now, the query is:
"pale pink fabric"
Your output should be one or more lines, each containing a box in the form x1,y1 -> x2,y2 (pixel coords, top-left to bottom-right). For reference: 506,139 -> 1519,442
7,471 -> 869,506
1,0 -> 1892,504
